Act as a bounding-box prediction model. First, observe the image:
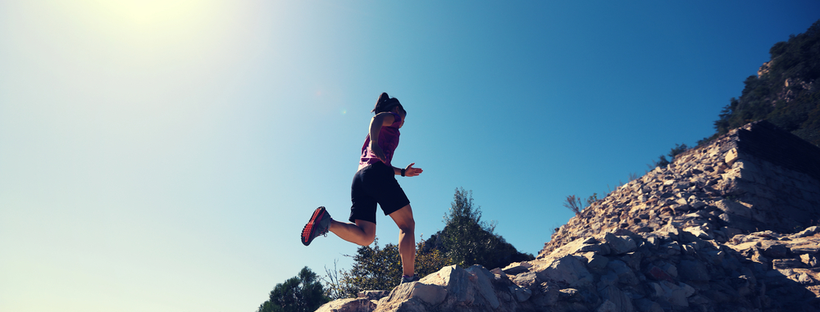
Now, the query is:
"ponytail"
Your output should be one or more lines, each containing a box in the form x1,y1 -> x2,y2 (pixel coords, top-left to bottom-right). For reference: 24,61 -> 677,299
371,92 -> 404,115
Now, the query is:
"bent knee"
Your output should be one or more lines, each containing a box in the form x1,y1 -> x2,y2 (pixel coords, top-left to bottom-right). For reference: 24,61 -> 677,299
398,220 -> 415,233
360,233 -> 376,246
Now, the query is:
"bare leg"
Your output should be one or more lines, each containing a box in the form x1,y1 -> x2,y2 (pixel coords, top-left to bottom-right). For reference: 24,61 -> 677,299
329,219 -> 376,246
389,205 -> 415,277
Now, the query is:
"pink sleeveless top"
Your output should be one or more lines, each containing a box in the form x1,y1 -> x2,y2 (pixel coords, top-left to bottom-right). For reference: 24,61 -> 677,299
358,112 -> 402,171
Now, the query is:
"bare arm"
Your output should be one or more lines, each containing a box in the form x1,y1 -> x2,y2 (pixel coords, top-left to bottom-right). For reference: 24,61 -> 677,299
367,112 -> 395,162
368,113 -> 422,177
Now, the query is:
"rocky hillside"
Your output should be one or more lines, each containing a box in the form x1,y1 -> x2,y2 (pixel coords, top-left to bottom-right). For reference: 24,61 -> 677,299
542,120 -> 820,256
712,20 -> 820,146
316,121 -> 820,312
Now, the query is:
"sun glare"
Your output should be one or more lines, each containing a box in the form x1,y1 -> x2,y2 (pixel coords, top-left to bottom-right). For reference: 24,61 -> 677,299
72,0 -> 220,39
88,0 -> 203,26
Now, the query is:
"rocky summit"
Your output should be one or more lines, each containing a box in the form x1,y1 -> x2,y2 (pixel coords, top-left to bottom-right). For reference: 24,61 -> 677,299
317,121 -> 820,312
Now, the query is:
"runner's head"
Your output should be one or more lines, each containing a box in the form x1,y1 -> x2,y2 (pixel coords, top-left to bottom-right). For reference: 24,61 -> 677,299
372,92 -> 406,116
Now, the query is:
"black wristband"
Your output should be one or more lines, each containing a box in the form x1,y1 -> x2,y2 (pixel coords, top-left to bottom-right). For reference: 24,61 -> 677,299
401,169 -> 406,177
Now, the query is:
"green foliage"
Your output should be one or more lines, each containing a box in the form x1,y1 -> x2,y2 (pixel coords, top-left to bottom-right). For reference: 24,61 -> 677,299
258,267 -> 329,312
342,238 -> 402,296
324,238 -> 450,299
710,19 -> 820,146
321,260 -> 356,300
414,239 -> 449,280
652,155 -> 670,169
434,188 -> 534,270
650,143 -> 689,168
439,188 -> 493,266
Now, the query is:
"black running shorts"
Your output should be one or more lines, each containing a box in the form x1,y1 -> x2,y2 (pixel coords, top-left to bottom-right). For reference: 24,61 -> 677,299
349,162 -> 410,224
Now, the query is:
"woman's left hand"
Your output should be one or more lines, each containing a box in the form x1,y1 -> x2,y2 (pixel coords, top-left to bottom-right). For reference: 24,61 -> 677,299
404,163 -> 423,177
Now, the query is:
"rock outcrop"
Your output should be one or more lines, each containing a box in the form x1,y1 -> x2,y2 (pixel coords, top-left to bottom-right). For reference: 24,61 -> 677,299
543,120 -> 820,255
317,121 -> 820,312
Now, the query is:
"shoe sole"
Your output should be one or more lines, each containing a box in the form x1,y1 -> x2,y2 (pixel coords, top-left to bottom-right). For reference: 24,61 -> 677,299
301,207 -> 327,246
401,276 -> 420,284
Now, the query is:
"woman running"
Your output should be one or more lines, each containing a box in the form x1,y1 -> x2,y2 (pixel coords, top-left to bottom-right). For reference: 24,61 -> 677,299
301,92 -> 423,284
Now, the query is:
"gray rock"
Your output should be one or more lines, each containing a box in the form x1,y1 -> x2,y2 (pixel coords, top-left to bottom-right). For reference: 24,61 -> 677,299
359,290 -> 390,300
532,282 -> 560,306
772,258 -> 805,269
535,255 -> 593,287
465,265 -> 500,308
372,264 -> 501,312
800,253 -> 818,267
679,260 -> 710,282
596,299 -> 618,312
656,221 -> 680,240
703,248 -> 726,265
373,298 -> 426,312
599,286 -> 634,312
376,280 -> 446,309
652,281 -> 695,307
511,271 -> 538,289
715,199 -> 751,218
581,252 -> 610,273
759,241 -> 788,258
604,232 -> 637,255
607,259 -> 639,286
792,244 -> 820,254
508,285 -> 531,302
635,298 -> 663,312
798,272 -> 815,284
661,262 -> 678,278
578,242 -> 612,255
558,288 -> 579,300
501,262 -> 532,275
689,198 -> 707,210
683,225 -> 712,240
317,298 -> 377,312
795,226 -> 819,238
662,241 -> 681,256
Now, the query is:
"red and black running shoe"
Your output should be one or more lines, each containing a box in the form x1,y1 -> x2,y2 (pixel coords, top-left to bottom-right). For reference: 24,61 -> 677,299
301,206 -> 331,246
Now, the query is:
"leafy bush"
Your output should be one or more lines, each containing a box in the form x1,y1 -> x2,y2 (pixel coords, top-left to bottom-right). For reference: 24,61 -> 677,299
258,267 -> 329,312
341,238 -> 402,295
324,239 -> 450,298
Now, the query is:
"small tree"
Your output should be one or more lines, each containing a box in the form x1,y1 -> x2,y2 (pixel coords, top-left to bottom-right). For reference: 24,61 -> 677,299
440,188 -> 490,266
258,267 -> 329,312
436,188 -> 534,269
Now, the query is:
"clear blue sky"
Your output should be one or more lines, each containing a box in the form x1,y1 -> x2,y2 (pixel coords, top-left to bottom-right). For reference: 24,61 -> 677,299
1,1 -> 818,311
